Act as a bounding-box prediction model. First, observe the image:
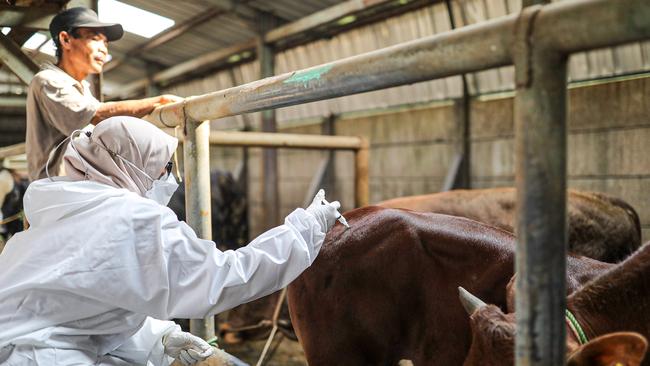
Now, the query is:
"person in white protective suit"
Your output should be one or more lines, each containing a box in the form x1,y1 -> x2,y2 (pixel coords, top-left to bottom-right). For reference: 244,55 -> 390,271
0,116 -> 343,366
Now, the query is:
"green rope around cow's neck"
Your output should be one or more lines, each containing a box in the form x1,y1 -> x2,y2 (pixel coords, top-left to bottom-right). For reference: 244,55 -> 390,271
565,309 -> 588,345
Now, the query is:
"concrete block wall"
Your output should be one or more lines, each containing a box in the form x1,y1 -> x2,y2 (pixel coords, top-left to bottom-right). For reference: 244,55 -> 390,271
337,103 -> 459,205
469,77 -> 650,241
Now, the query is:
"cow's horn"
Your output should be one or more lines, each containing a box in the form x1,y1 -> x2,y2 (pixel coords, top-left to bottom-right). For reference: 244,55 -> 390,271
458,287 -> 487,315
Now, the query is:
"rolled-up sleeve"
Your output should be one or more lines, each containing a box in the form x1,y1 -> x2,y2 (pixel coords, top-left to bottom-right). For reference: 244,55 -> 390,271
34,76 -> 99,135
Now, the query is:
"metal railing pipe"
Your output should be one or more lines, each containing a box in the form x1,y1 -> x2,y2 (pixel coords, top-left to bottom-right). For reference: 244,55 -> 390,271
354,138 -> 370,207
514,5 -> 569,364
183,119 -> 216,340
145,0 -> 650,129
535,0 -> 650,55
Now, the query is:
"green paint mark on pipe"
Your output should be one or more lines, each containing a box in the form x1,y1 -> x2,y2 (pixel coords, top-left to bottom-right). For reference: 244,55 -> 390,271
283,65 -> 333,86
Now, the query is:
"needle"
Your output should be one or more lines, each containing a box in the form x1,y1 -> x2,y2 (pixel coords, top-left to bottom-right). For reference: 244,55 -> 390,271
322,198 -> 350,229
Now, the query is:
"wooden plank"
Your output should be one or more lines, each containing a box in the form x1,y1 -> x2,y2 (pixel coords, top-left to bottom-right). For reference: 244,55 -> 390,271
0,33 -> 38,85
0,142 -> 25,159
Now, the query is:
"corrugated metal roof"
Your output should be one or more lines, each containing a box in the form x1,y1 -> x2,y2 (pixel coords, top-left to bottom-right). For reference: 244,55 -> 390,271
102,0 -> 351,88
249,0 -> 344,21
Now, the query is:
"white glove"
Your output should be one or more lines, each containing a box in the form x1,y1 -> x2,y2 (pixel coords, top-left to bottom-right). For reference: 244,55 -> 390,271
163,330 -> 214,366
305,189 -> 342,233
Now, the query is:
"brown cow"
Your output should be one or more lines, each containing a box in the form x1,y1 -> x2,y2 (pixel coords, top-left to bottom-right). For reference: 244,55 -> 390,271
378,188 -> 641,263
462,241 -> 650,366
287,206 -> 619,365
221,188 -> 640,344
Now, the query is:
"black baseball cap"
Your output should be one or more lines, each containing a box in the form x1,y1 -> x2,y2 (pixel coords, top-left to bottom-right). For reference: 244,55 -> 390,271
50,7 -> 124,42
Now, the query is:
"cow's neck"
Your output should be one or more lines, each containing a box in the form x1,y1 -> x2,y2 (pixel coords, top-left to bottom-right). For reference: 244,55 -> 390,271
568,243 -> 650,339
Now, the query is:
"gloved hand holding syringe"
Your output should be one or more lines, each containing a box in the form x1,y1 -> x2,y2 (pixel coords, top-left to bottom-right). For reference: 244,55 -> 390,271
305,189 -> 350,232
322,198 -> 350,229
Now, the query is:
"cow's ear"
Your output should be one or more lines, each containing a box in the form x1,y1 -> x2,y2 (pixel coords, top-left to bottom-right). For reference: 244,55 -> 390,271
567,332 -> 648,366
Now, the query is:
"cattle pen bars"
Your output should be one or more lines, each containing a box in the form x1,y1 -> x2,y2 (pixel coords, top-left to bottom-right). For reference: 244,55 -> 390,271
145,1 -> 650,364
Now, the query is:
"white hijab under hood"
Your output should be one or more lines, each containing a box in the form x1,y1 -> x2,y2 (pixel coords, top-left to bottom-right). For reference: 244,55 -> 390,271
63,116 -> 178,196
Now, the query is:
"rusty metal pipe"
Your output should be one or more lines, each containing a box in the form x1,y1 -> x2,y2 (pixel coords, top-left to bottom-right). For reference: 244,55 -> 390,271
184,119 -> 216,340
514,5 -> 569,365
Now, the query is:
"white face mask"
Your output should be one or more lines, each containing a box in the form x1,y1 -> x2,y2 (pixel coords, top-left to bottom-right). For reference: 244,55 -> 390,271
144,172 -> 179,206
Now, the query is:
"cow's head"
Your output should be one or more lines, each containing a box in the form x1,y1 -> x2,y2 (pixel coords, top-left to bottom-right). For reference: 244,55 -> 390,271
0,168 -> 28,238
0,169 -> 16,231
459,287 -> 648,366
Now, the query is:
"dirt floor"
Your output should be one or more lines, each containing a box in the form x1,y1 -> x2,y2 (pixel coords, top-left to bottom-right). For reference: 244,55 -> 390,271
221,335 -> 307,366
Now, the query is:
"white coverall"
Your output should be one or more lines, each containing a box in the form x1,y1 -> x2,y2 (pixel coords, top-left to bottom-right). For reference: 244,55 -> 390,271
0,177 -> 325,365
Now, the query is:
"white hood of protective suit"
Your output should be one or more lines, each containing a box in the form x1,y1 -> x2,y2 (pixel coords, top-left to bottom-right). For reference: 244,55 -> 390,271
24,177 -> 130,227
0,176 -> 324,365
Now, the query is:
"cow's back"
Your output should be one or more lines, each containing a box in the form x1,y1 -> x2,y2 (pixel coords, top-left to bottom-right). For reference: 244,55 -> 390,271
288,206 -> 516,366
378,188 -> 641,262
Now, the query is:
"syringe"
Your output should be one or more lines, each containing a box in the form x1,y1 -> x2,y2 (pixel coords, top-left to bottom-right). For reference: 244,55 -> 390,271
322,198 -> 350,229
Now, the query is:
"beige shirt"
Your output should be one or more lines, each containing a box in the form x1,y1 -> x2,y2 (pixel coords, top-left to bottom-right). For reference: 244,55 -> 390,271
26,63 -> 100,181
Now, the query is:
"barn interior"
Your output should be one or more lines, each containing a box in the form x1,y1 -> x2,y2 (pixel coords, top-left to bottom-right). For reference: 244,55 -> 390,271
0,0 -> 649,365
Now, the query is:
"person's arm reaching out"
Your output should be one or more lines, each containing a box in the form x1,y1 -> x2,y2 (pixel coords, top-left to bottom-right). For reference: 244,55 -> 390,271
91,95 -> 182,124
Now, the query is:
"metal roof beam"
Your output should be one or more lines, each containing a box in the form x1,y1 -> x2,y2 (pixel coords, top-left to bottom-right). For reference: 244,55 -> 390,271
265,0 -> 392,43
0,33 -> 39,85
0,4 -> 60,30
201,0 -> 258,19
110,39 -> 256,99
201,0 -> 288,28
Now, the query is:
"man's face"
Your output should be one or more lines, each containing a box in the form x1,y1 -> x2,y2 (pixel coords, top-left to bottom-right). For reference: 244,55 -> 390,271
59,27 -> 108,74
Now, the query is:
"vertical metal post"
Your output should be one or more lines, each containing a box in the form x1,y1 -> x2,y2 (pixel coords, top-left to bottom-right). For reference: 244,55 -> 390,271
258,14 -> 279,229
445,0 -> 470,189
514,6 -> 568,366
90,0 -> 103,102
354,138 -> 369,207
184,118 -> 215,340
146,64 -> 160,98
321,114 -> 337,195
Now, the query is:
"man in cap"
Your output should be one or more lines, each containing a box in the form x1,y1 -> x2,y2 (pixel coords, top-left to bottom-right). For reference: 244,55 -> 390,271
26,7 -> 183,181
